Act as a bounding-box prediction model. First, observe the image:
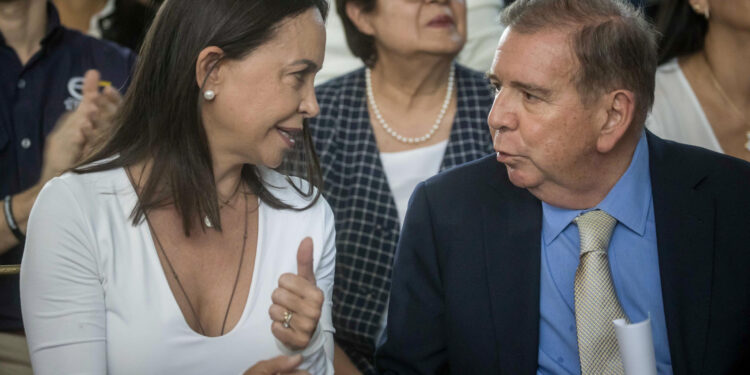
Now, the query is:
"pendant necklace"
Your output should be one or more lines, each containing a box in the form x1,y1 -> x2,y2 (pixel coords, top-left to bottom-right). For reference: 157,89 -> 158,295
146,191 -> 249,336
205,183 -> 242,228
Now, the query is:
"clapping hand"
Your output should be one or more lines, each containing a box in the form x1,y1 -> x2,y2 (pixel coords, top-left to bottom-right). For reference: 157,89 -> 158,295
269,237 -> 324,350
41,69 -> 122,182
83,72 -> 122,157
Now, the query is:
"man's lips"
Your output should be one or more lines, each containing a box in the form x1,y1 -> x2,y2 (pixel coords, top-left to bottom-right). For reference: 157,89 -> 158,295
495,151 -> 518,163
427,15 -> 454,27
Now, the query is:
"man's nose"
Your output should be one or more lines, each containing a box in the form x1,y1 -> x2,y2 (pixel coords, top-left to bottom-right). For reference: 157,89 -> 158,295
487,89 -> 518,132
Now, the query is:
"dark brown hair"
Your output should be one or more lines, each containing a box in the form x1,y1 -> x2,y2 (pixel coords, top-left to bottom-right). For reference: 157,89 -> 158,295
502,0 -> 658,128
655,0 -> 708,65
337,0 -> 378,66
77,0 -> 328,235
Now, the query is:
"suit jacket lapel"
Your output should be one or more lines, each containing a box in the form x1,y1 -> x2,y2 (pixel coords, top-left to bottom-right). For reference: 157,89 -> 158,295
483,161 -> 543,374
648,132 -> 714,374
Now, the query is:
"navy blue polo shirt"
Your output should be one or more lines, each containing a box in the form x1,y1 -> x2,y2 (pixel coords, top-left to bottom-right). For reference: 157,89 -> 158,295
0,2 -> 135,331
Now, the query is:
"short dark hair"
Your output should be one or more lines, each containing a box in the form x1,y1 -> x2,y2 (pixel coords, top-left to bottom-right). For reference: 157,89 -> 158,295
337,0 -> 378,66
502,0 -> 658,128
655,0 -> 708,64
77,0 -> 328,235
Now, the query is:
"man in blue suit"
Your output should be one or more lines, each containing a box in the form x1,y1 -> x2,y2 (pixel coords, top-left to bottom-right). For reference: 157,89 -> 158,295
376,0 -> 750,374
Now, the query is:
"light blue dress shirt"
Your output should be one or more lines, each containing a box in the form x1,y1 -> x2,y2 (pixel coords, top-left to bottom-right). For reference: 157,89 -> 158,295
537,133 -> 673,374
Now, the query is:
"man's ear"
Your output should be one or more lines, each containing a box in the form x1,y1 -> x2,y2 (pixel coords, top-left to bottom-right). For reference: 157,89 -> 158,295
345,1 -> 376,36
596,89 -> 635,153
195,46 -> 225,94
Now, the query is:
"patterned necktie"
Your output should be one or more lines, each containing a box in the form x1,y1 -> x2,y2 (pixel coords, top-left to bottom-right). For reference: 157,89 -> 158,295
574,210 -> 627,375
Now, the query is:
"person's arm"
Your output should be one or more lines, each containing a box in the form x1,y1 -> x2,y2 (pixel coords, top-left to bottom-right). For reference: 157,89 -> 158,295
334,342 -> 362,375
0,115 -> 85,254
1,70 -> 119,255
375,182 -> 448,374
0,183 -> 41,253
20,177 -> 107,374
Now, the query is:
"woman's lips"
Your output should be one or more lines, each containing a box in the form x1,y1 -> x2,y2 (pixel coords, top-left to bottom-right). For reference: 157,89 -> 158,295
276,126 -> 300,148
427,15 -> 454,27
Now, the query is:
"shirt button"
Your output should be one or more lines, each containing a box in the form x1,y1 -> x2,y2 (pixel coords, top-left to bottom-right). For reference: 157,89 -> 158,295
17,79 -> 26,89
20,138 -> 31,149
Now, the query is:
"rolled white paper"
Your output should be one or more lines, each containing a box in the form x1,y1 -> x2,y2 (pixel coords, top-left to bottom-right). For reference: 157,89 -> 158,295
613,317 -> 657,375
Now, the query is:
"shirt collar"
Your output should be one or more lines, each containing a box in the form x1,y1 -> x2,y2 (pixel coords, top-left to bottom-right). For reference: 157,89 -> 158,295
87,0 -> 116,39
542,131 -> 652,244
40,1 -> 64,46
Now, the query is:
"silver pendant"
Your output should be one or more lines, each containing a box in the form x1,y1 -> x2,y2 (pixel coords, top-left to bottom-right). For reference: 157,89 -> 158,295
745,132 -> 750,152
204,216 -> 212,228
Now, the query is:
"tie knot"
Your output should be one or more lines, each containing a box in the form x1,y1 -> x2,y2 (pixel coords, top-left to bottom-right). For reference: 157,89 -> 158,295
574,210 -> 617,255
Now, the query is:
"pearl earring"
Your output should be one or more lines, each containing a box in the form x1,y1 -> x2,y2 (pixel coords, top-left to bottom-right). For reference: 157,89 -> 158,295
692,3 -> 709,19
203,90 -> 215,101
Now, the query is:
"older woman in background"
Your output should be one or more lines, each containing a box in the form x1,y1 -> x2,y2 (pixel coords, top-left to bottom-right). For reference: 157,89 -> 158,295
307,0 -> 494,373
649,0 -> 750,162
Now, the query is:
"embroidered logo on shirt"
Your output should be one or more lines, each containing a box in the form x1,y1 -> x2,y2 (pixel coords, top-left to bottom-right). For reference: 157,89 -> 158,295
64,76 -> 113,111
64,77 -> 84,111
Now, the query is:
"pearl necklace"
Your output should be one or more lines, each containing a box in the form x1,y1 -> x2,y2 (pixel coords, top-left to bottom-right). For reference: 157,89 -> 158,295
366,65 -> 455,144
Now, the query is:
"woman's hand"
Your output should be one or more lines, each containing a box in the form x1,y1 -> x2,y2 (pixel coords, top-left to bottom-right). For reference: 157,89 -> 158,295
244,354 -> 309,375
269,237 -> 324,350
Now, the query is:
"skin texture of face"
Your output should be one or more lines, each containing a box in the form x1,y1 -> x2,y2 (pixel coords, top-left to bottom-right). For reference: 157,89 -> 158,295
487,27 -> 610,201
359,0 -> 467,57
200,8 -> 325,169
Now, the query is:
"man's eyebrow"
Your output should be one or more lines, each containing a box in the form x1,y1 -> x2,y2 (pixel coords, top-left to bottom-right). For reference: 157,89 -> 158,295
510,81 -> 552,97
290,59 -> 320,72
484,73 -> 552,97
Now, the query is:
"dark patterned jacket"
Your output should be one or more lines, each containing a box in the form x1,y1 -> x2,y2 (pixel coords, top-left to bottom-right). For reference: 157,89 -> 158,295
308,64 -> 494,374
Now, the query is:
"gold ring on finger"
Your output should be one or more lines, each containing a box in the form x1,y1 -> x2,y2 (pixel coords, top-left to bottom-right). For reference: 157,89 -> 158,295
282,310 -> 293,329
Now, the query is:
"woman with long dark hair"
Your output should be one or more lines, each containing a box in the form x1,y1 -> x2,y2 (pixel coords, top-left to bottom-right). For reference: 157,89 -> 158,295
19,1 -> 335,373
649,0 -> 749,162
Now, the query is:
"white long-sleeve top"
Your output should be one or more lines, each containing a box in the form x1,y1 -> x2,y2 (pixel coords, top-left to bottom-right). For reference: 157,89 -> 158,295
20,166 -> 335,375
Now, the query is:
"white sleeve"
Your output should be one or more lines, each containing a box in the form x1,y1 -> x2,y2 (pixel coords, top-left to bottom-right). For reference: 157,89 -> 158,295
20,177 -> 107,375
296,200 -> 336,374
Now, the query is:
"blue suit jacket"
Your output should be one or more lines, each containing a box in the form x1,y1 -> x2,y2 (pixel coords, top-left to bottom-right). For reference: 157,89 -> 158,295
376,132 -> 750,374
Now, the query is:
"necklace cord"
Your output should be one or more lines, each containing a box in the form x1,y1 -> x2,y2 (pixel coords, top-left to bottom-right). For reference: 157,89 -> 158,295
701,51 -> 750,152
220,192 -> 249,335
702,51 -> 748,123
129,167 -> 250,336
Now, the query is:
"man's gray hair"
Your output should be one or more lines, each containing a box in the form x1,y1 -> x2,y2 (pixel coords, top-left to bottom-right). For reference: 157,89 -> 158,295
502,0 -> 658,128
